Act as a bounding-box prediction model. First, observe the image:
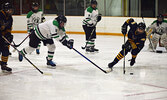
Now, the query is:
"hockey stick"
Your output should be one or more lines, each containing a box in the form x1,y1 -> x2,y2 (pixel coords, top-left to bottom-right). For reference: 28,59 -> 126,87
123,34 -> 126,74
12,34 -> 30,52
81,28 -> 95,49
73,48 -> 107,73
2,36 -> 52,76
14,34 -> 30,47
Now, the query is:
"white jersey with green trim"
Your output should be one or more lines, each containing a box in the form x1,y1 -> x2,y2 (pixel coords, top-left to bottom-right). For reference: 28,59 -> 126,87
34,19 -> 67,41
82,6 -> 99,27
148,20 -> 167,35
27,9 -> 44,30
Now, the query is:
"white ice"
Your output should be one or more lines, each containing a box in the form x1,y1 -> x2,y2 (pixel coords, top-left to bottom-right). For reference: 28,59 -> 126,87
0,33 -> 167,100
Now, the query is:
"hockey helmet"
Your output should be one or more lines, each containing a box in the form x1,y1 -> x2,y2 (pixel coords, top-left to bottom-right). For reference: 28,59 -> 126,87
56,15 -> 67,24
157,14 -> 164,19
2,2 -> 13,11
157,14 -> 164,22
32,2 -> 39,13
137,22 -> 146,30
91,0 -> 98,5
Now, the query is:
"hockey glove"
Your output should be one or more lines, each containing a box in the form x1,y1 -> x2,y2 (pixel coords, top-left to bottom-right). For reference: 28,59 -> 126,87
61,38 -> 74,49
122,26 -> 127,35
122,41 -> 131,52
130,58 -> 136,66
66,39 -> 74,49
97,14 -> 102,22
42,17 -> 46,23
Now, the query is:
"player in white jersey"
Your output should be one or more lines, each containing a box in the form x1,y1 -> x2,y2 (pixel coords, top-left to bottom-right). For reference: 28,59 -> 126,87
82,0 -> 101,52
18,15 -> 74,68
147,14 -> 167,51
27,2 -> 46,54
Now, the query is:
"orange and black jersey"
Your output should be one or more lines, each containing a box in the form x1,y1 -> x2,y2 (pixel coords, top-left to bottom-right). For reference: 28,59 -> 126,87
122,19 -> 146,49
0,10 -> 13,36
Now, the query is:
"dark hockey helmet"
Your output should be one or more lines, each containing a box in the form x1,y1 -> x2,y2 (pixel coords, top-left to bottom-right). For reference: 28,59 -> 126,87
157,14 -> 164,22
56,15 -> 67,24
137,22 -> 146,30
91,0 -> 98,5
32,2 -> 39,13
157,14 -> 164,19
32,2 -> 39,7
2,2 -> 13,11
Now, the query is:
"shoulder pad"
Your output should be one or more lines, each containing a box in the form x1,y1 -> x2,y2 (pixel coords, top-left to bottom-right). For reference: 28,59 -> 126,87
53,20 -> 59,27
163,20 -> 167,23
27,11 -> 33,18
38,9 -> 42,12
87,6 -> 93,13
151,20 -> 157,25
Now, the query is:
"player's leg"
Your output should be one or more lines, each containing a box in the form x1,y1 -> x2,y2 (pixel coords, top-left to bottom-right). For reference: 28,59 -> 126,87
36,41 -> 41,54
83,25 -> 95,52
130,46 -> 143,66
19,31 -> 40,61
42,39 -> 56,68
108,41 -> 131,69
160,33 -> 167,50
151,33 -> 161,50
91,27 -> 99,52
1,46 -> 12,72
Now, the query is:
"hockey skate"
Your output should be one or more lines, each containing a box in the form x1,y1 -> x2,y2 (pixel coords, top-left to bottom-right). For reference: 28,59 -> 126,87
46,57 -> 56,69
106,61 -> 117,73
1,64 -> 12,73
18,51 -> 24,62
92,46 -> 99,52
86,46 -> 94,53
36,49 -> 40,54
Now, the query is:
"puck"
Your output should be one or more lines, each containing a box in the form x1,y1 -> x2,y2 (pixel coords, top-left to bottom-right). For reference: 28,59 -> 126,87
130,73 -> 133,75
156,50 -> 163,53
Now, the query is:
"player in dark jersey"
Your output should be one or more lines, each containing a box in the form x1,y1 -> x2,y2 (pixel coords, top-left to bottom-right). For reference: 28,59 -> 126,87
0,2 -> 14,72
107,18 -> 146,72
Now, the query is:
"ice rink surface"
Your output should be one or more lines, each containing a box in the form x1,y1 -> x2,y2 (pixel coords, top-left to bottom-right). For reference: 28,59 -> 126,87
0,33 -> 167,100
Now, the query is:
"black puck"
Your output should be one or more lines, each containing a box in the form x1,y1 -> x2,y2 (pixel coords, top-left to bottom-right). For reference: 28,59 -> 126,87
156,50 -> 163,53
130,73 -> 133,75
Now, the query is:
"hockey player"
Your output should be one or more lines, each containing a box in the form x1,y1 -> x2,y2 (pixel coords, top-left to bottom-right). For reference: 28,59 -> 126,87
107,18 -> 146,71
82,0 -> 101,52
147,14 -> 167,51
0,2 -> 14,72
27,2 -> 46,54
19,15 -> 74,68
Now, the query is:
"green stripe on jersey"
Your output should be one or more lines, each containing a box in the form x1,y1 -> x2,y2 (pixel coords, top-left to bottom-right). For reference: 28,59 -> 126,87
53,35 -> 59,39
27,11 -> 33,18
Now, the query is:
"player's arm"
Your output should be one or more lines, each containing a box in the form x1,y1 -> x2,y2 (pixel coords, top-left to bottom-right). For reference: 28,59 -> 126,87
121,18 -> 136,35
50,27 -> 74,49
41,13 -> 46,23
27,11 -> 34,33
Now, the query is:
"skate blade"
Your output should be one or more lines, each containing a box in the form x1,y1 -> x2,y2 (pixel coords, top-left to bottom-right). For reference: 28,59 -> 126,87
85,51 -> 96,54
47,65 -> 56,69
2,70 -> 12,74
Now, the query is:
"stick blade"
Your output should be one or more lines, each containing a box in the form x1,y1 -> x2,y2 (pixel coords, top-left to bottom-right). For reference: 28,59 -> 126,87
43,72 -> 53,76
